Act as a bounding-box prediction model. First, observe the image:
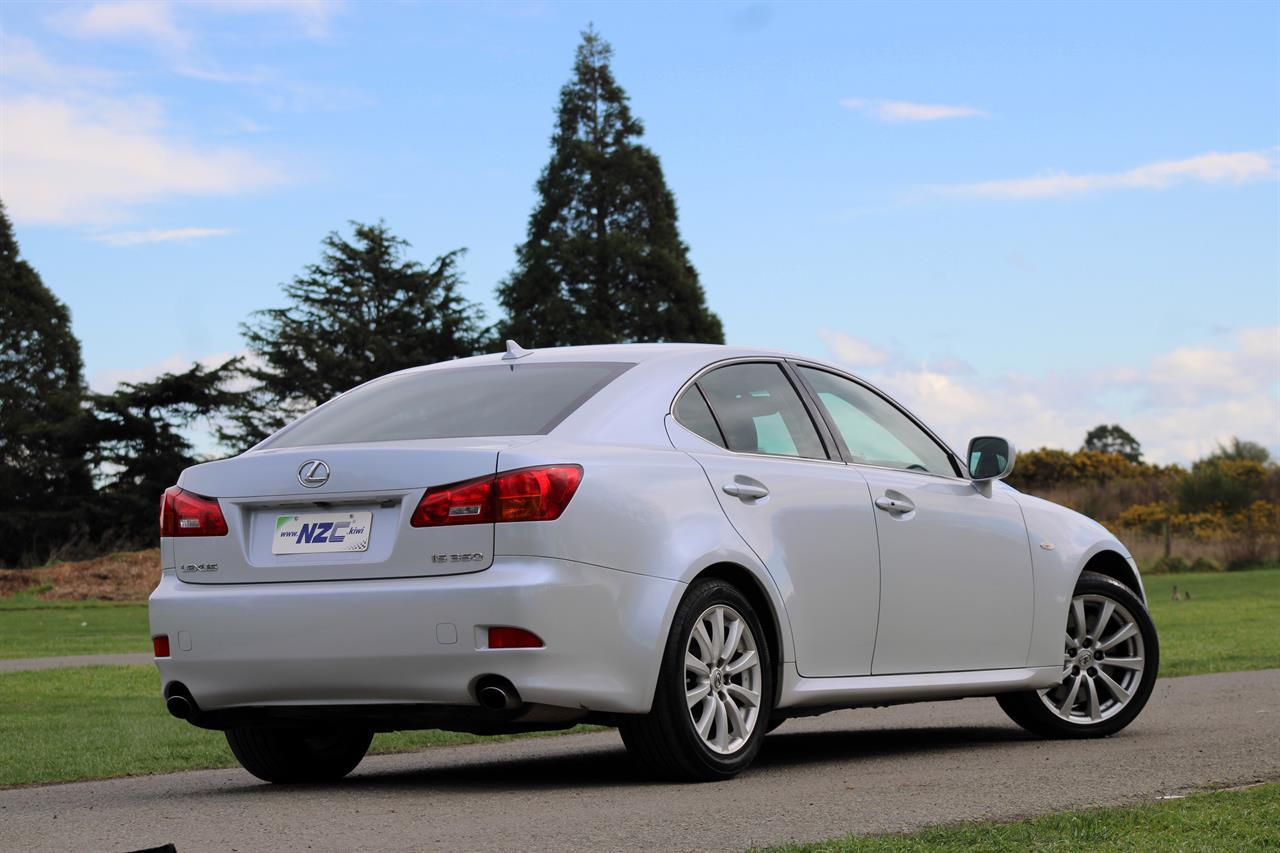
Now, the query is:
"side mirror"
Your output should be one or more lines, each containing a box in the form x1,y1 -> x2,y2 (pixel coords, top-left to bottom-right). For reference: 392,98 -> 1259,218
968,436 -> 1016,481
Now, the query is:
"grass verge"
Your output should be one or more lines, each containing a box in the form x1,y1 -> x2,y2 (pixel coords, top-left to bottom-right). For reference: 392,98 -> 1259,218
1143,568 -> 1280,677
761,782 -> 1280,851
0,591 -> 150,659
0,664 -> 602,787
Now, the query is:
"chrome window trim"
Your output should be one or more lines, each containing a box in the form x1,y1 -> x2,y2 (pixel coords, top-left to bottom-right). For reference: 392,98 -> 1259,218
786,359 -> 969,481
669,357 -> 843,465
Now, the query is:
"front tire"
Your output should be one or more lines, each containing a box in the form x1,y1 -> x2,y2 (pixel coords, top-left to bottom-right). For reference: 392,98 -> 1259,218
620,579 -> 773,781
225,726 -> 372,783
998,572 -> 1159,738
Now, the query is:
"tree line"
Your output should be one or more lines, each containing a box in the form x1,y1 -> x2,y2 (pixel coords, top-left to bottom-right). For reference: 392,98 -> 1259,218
0,29 -> 723,566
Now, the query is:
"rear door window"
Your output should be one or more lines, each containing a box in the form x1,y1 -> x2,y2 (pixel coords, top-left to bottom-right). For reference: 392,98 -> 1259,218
695,363 -> 827,460
673,386 -> 727,448
264,362 -> 634,448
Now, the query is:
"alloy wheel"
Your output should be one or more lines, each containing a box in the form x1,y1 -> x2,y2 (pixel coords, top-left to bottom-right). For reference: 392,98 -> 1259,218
684,604 -> 763,754
1038,593 -> 1146,724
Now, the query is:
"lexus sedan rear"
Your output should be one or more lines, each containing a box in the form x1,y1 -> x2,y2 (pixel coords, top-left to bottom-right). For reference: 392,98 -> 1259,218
151,343 -> 1158,782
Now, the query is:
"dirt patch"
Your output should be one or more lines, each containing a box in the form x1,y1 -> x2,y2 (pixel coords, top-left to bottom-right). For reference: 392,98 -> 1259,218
0,549 -> 160,602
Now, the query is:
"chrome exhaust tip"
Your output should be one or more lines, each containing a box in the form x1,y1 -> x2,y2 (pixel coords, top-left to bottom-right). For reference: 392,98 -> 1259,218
475,676 -> 522,711
166,695 -> 193,719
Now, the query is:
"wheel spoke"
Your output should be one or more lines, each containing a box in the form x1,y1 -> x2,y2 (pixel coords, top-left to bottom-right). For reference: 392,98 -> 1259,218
692,621 -> 715,664
713,695 -> 729,751
1102,656 -> 1143,671
685,652 -> 710,676
725,648 -> 758,676
1086,676 -> 1102,721
723,618 -> 744,663
723,693 -> 747,740
1095,669 -> 1132,704
1065,631 -> 1076,650
1098,622 -> 1138,652
1072,597 -> 1087,644
686,683 -> 710,709
694,699 -> 715,739
727,683 -> 760,708
1092,600 -> 1115,640
1058,674 -> 1083,718
711,607 -> 726,661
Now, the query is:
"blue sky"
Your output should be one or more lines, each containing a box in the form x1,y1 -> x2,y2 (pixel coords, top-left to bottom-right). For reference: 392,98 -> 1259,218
2,1 -> 1277,462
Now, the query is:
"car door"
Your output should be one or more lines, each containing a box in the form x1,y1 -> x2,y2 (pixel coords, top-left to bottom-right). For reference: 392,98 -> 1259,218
672,361 -> 882,677
794,365 -> 1035,675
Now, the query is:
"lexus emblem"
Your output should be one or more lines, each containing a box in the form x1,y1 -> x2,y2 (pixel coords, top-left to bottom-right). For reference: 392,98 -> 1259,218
298,459 -> 330,488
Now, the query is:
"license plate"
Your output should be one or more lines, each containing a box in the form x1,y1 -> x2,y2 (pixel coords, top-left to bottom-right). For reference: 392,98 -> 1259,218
272,511 -> 372,555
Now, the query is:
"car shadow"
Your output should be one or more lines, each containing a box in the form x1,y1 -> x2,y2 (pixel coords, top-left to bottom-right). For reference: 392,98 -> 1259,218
216,723 -> 1029,796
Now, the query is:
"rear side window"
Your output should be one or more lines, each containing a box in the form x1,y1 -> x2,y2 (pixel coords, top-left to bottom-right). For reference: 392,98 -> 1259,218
264,362 -> 634,448
673,386 -> 726,448
695,363 -> 827,460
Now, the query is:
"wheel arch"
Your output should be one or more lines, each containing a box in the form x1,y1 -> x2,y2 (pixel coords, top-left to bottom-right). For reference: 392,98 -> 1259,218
690,561 -> 786,708
1080,549 -> 1146,603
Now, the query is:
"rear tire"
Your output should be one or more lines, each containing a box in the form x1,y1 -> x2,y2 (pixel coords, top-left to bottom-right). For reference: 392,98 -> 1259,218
998,572 -> 1158,738
620,579 -> 773,782
225,726 -> 372,783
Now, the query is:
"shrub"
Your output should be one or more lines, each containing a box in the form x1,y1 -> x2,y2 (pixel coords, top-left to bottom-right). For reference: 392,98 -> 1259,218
1188,557 -> 1223,573
1148,556 -> 1191,574
1177,458 -> 1268,514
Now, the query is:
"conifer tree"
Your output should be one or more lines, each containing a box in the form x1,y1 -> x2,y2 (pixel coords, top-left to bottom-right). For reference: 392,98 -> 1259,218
498,27 -> 723,347
0,200 -> 94,565
226,222 -> 490,447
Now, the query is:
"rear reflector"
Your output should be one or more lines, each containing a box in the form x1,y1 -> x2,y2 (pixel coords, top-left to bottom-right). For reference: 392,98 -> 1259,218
411,465 -> 582,528
160,486 -> 229,538
153,635 -> 171,657
488,627 -> 545,649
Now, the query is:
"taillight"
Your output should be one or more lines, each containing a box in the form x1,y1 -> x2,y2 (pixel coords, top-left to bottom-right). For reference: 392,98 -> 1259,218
160,486 -> 229,537
411,465 -> 583,528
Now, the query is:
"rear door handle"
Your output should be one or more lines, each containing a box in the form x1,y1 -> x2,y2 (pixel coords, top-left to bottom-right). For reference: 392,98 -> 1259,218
723,481 -> 770,500
875,496 -> 915,514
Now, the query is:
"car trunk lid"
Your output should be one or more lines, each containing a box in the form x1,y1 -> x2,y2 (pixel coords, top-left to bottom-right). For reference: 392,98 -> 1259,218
171,439 -> 529,584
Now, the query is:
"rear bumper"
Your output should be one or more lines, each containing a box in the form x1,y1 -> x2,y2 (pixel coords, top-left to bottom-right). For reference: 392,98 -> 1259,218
149,557 -> 682,716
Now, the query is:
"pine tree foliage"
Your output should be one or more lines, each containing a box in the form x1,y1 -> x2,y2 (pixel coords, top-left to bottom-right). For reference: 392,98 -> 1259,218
86,359 -> 245,547
498,27 -> 724,347
0,200 -> 94,566
226,222 -> 491,447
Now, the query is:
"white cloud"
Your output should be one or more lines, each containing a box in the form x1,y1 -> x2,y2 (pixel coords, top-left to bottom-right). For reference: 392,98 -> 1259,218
0,34 -> 125,88
0,92 -> 282,224
840,98 -> 987,123
818,329 -> 890,366
941,150 -> 1278,199
819,327 -> 1280,465
52,0 -> 344,50
194,0 -> 344,39
90,227 -> 234,246
52,1 -> 189,50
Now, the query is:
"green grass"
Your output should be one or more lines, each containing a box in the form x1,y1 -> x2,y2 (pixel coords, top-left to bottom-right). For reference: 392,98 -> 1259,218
762,782 -> 1280,851
0,664 -> 603,787
1143,567 -> 1280,678
0,591 -> 150,659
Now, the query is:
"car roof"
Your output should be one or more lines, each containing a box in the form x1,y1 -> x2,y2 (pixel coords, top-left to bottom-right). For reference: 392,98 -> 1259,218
406,342 -> 814,372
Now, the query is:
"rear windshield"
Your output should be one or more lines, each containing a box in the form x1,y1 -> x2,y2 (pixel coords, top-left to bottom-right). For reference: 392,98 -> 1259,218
263,362 -> 634,448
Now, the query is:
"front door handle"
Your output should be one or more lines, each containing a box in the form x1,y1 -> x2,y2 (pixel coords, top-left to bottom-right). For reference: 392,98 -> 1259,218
723,481 -> 770,500
875,496 -> 915,514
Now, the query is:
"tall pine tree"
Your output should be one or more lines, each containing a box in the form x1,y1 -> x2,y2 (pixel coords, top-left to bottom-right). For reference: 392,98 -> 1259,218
498,27 -> 723,347
226,221 -> 491,448
0,200 -> 94,565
